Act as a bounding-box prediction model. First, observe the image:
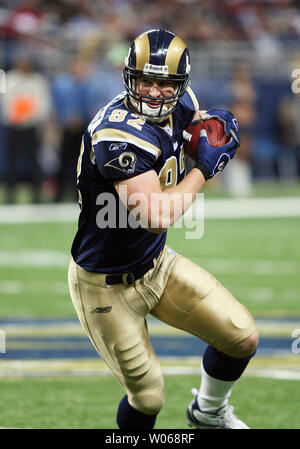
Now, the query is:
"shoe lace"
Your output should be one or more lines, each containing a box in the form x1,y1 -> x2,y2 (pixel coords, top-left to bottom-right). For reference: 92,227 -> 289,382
222,405 -> 235,418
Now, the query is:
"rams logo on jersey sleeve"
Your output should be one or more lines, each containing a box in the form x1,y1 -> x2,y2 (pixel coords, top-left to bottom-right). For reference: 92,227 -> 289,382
105,152 -> 137,175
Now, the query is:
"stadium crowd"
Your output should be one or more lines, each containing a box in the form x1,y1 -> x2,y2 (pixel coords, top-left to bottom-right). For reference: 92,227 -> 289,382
0,0 -> 300,202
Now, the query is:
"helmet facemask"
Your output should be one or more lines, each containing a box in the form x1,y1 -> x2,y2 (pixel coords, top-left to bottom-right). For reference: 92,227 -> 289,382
123,68 -> 189,122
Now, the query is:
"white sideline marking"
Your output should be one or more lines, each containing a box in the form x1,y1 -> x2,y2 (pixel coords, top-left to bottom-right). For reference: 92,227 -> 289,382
246,368 -> 300,381
165,367 -> 300,381
200,197 -> 300,219
0,204 -> 79,223
0,197 -> 300,223
0,250 -> 299,279
0,364 -> 299,381
0,280 -> 68,294
0,250 -> 69,267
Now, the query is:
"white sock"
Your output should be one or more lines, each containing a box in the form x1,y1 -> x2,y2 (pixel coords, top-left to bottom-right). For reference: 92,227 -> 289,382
197,362 -> 237,413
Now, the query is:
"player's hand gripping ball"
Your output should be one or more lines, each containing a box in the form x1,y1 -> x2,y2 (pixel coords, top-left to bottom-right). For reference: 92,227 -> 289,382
183,118 -> 230,160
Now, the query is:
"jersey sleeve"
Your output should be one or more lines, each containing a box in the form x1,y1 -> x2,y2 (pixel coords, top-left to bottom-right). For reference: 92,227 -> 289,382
178,86 -> 200,128
92,127 -> 160,182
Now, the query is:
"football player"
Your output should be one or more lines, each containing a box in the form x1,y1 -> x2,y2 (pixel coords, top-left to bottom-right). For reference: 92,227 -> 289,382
68,29 -> 259,429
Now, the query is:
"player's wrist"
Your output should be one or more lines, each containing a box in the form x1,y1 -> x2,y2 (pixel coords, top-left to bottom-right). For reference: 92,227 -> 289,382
195,161 -> 210,180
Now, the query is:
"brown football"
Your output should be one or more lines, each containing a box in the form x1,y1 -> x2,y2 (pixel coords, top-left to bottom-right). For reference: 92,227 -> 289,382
183,118 -> 230,160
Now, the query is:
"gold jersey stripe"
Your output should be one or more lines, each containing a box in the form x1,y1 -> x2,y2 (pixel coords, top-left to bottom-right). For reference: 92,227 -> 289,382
76,139 -> 85,178
134,32 -> 150,71
186,86 -> 199,114
165,36 -> 186,74
169,114 -> 173,133
92,128 -> 161,159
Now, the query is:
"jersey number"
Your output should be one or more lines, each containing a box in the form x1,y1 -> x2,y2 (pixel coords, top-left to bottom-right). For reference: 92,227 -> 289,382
159,148 -> 185,189
109,109 -> 145,131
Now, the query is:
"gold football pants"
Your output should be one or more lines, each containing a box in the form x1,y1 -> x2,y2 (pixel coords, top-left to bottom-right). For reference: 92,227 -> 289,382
68,245 -> 257,415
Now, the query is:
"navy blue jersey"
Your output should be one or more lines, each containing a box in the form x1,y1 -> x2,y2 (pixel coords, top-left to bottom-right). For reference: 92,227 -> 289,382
71,87 -> 199,273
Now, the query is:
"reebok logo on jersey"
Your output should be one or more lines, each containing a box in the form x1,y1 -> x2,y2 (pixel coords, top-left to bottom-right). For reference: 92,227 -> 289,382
109,142 -> 128,151
105,152 -> 137,174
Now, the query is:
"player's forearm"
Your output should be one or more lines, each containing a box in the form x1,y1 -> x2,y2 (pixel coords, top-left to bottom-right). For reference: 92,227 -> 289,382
147,168 -> 205,232
116,168 -> 205,233
165,167 -> 205,198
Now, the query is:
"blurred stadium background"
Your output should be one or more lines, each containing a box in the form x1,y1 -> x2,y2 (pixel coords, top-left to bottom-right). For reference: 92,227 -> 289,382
0,0 -> 299,429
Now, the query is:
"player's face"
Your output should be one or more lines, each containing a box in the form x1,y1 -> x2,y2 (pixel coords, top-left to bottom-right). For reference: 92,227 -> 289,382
136,78 -> 176,109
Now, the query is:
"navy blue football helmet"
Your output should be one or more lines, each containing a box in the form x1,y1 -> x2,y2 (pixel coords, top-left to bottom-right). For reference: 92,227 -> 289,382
123,29 -> 191,121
